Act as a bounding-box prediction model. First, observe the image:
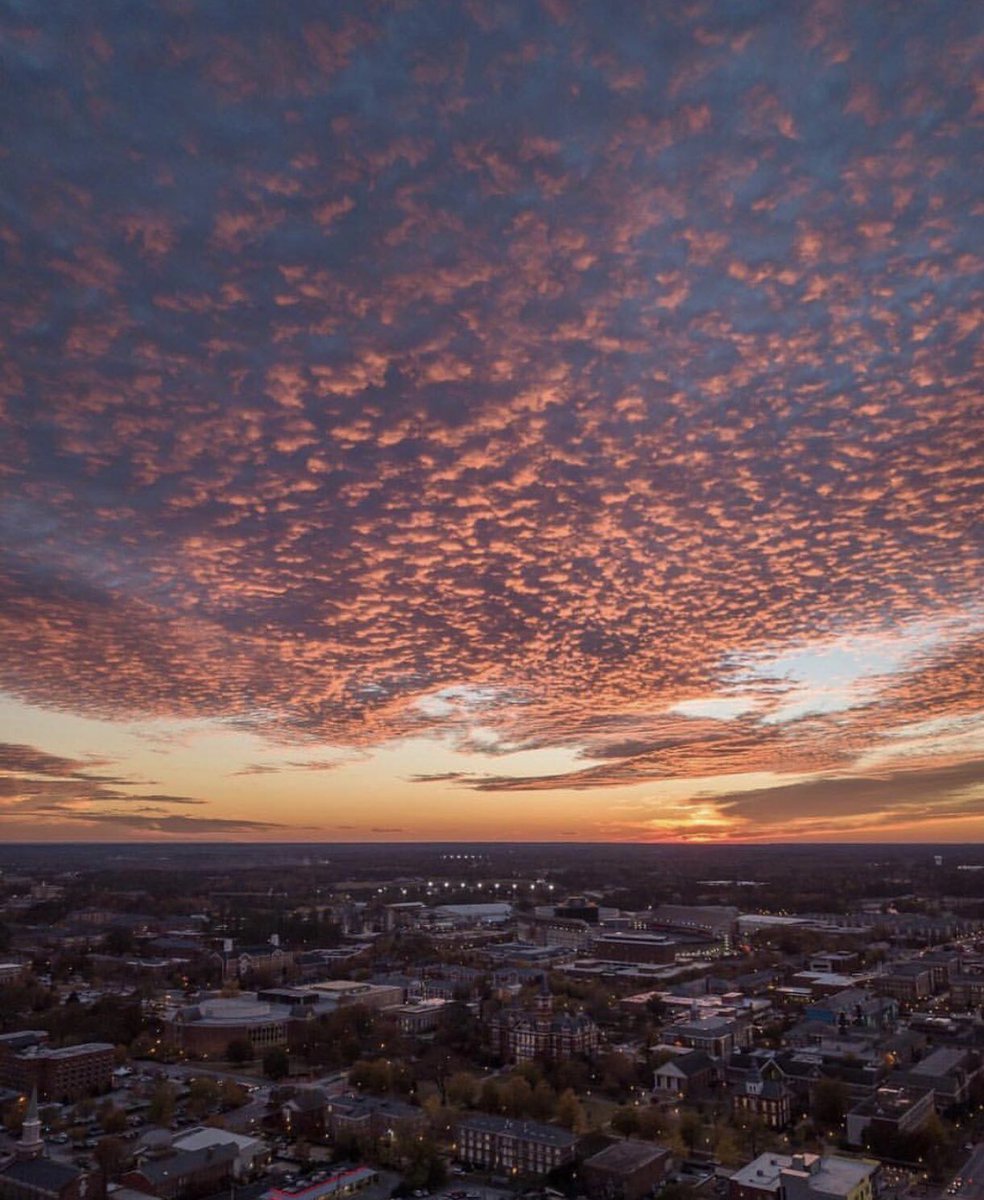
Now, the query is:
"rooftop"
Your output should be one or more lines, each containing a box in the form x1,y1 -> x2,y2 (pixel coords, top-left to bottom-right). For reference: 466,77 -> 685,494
584,1139 -> 669,1173
459,1114 -> 576,1146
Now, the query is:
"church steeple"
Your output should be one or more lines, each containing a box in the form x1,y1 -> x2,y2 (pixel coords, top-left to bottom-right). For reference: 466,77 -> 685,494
535,972 -> 552,1016
17,1086 -> 43,1160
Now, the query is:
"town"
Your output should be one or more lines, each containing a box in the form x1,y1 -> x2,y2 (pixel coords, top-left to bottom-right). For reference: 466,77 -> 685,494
1,844 -> 984,1200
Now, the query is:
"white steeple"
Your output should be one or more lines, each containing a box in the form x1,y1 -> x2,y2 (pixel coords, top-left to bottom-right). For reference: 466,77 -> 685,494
16,1086 -> 43,1160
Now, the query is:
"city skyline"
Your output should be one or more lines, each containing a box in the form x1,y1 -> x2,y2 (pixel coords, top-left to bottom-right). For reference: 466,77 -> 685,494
0,1 -> 981,843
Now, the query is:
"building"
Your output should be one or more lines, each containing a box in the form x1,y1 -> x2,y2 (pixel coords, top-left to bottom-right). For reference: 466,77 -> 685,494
261,1167 -> 378,1200
872,964 -> 933,1005
208,939 -> 295,983
901,1046 -> 984,1109
652,1051 -> 716,1101
553,897 -> 600,924
488,978 -> 598,1064
301,981 -> 405,1011
281,1088 -> 328,1139
163,996 -> 289,1058
729,1153 -> 878,1200
663,1016 -> 749,1058
731,1071 -> 793,1131
582,1140 -> 671,1200
948,969 -> 984,1010
457,1114 -> 576,1177
171,1127 -> 269,1178
0,1034 -> 113,1103
122,1144 -> 238,1200
383,999 -> 447,1034
809,954 -> 860,975
524,914 -> 595,952
845,1084 -> 936,1148
803,990 -> 897,1032
645,905 -> 738,953
0,1160 -> 92,1200
590,933 -> 676,966
325,1094 -> 426,1147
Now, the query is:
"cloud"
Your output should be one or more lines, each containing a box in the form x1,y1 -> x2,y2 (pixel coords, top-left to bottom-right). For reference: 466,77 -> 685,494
55,812 -> 287,833
0,2 -> 981,839
0,741 -> 209,823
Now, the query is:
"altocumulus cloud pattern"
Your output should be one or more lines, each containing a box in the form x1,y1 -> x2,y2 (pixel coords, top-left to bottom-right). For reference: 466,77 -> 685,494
0,0 -> 981,840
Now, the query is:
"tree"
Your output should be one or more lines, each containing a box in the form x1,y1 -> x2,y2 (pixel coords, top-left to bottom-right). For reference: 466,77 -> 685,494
263,1046 -> 290,1080
812,1077 -> 848,1129
447,1071 -> 477,1108
94,1135 -> 128,1179
148,1080 -> 177,1126
349,1058 -> 391,1094
611,1106 -> 640,1137
220,1079 -> 249,1110
556,1088 -> 586,1132
187,1077 -> 221,1117
478,1078 -> 501,1113
501,1075 -> 533,1118
679,1110 -> 703,1153
530,1080 -> 556,1121
399,1132 -> 448,1191
226,1038 -> 254,1064
636,1106 -> 669,1140
99,1102 -> 127,1135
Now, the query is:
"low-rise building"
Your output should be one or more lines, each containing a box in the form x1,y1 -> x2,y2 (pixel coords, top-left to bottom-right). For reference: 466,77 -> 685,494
845,1084 -> 936,1148
325,1093 -> 426,1146
729,1153 -> 877,1200
803,990 -> 896,1032
171,1127 -> 269,1178
663,1016 -> 749,1058
457,1114 -> 576,1176
123,1144 -> 238,1200
872,964 -> 933,1005
731,1074 -> 793,1130
582,1140 -> 671,1200
0,1159 -> 92,1200
901,1046 -> 984,1109
261,1167 -> 378,1200
383,999 -> 447,1034
163,996 -> 289,1058
652,1050 -> 716,1101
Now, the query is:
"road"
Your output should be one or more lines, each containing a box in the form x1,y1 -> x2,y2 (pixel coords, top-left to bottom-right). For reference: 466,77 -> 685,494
948,1144 -> 984,1200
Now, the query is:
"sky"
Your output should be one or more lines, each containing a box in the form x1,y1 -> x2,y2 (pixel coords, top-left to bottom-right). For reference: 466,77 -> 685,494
0,0 -> 981,844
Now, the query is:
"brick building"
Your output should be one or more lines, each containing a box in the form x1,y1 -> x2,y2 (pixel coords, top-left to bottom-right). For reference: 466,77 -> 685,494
582,1140 -> 671,1200
324,1094 -> 426,1147
652,1050 -> 716,1101
0,1159 -> 95,1200
457,1114 -> 576,1177
488,979 -> 598,1063
122,1144 -> 238,1200
0,1034 -> 113,1103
